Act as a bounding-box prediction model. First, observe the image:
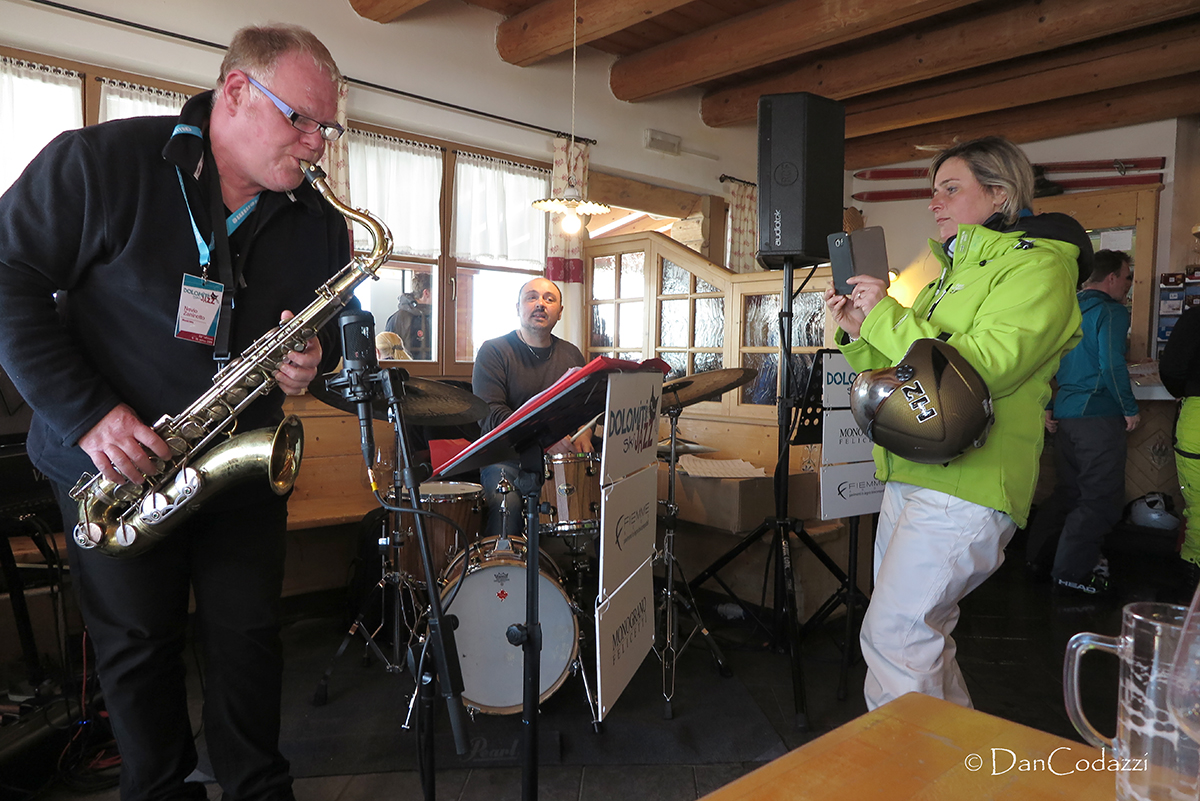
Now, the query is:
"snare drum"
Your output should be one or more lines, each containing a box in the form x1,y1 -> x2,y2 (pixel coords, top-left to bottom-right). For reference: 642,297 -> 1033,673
540,453 -> 601,535
395,481 -> 483,579
440,535 -> 579,715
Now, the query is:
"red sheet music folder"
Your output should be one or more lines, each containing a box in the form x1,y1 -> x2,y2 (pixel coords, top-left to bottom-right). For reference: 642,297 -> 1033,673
435,357 -> 666,478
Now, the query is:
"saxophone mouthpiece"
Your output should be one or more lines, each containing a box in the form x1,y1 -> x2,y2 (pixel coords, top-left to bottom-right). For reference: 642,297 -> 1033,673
299,160 -> 326,183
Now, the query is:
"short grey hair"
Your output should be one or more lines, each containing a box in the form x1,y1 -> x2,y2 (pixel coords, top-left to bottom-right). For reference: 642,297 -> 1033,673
217,24 -> 341,93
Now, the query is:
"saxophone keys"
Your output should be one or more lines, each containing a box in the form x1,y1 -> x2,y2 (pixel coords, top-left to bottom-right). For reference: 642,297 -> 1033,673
139,491 -> 172,523
115,524 -> 138,548
165,436 -> 189,456
180,420 -> 206,440
73,522 -> 102,549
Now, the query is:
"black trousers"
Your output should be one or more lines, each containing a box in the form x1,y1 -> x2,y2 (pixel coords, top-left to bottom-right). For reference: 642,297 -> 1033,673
56,482 -> 294,801
1025,416 -> 1127,582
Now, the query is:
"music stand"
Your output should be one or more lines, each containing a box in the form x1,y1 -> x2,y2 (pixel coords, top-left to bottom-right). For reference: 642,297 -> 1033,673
439,357 -> 661,801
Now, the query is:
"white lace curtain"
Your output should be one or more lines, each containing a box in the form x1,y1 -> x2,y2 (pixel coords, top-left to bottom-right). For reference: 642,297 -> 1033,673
98,78 -> 188,122
453,151 -> 549,269
0,56 -> 83,196
727,179 -> 760,274
347,129 -> 443,257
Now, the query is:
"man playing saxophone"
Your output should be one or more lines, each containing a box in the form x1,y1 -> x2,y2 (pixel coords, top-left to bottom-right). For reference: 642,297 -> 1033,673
0,25 -> 350,801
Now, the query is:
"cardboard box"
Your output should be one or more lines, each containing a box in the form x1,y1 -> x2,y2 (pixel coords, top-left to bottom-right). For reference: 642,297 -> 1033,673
657,462 -> 819,532
1161,273 -> 1185,288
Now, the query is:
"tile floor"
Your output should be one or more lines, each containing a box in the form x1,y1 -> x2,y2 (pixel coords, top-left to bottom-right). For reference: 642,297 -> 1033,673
15,520 -> 1195,800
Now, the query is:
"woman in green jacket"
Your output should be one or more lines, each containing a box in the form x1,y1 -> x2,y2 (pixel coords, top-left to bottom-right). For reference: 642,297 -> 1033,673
825,136 -> 1089,710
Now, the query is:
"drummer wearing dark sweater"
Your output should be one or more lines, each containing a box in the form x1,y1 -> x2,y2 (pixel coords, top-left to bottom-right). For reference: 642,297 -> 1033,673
472,277 -> 591,536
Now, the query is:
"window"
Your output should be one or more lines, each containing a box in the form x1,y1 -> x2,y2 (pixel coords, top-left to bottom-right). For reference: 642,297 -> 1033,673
656,257 -> 725,380
589,250 -> 647,361
1,46 -> 557,375
737,289 -> 824,406
98,78 -> 187,121
347,129 -> 444,362
452,152 -> 550,362
0,55 -> 83,195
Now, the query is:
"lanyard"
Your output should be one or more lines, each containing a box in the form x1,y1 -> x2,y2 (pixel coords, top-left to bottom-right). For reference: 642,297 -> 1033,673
175,168 -> 258,278
172,124 -> 260,360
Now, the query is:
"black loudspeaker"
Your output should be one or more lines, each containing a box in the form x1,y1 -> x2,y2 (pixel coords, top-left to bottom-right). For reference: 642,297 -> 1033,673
756,93 -> 845,269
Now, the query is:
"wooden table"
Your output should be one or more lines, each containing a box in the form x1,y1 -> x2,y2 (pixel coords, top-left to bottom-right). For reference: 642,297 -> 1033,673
701,693 -> 1116,800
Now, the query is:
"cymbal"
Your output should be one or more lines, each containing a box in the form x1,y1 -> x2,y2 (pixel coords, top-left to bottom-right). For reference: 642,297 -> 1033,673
656,439 -> 718,458
660,367 -> 758,412
308,372 -> 487,426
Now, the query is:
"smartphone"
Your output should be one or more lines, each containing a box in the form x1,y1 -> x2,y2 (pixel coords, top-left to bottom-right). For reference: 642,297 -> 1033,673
827,226 -> 890,295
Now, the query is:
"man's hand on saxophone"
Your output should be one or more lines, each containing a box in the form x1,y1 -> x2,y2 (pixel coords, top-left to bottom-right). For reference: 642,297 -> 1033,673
274,309 -> 323,395
78,403 -> 172,485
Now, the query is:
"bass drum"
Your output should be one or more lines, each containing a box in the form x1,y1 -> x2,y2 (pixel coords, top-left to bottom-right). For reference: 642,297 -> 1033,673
440,536 -> 579,715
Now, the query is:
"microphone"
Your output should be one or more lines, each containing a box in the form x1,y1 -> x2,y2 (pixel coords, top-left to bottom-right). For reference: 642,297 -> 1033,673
331,309 -> 378,471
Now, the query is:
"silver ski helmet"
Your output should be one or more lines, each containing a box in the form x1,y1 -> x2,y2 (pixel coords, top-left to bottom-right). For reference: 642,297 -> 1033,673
849,338 -> 993,465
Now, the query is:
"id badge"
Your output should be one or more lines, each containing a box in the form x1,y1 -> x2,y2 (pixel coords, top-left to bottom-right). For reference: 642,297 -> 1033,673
176,274 -> 224,345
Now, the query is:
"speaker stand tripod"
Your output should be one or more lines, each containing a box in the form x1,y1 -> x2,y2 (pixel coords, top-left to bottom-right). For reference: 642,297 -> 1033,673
686,256 -> 855,730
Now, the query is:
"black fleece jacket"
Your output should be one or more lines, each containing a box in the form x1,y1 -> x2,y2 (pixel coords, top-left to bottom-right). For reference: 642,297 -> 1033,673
0,92 -> 350,486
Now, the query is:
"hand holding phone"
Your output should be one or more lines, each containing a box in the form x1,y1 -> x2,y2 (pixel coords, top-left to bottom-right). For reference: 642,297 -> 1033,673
828,227 -> 890,295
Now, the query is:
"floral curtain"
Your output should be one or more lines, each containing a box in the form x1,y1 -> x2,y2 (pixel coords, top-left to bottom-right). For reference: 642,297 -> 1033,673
727,179 -> 759,273
319,79 -> 351,209
546,137 -> 589,284
545,137 -> 591,349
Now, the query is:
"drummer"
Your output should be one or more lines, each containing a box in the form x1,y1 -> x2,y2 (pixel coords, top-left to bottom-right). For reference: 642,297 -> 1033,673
472,277 -> 592,537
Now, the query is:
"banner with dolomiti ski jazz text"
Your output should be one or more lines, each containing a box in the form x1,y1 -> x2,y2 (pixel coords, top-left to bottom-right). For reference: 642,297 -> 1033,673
594,371 -> 662,721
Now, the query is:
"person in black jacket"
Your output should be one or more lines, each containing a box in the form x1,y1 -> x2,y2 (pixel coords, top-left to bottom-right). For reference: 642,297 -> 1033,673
0,25 -> 349,801
1160,305 -> 1200,583
385,272 -> 433,359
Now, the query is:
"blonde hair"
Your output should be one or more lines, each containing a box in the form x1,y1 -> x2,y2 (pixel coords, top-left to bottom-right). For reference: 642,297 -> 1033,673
217,24 -> 341,92
929,136 -> 1034,226
375,331 -> 411,361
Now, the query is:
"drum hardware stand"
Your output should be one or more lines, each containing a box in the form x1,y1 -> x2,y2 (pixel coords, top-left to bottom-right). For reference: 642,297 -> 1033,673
656,404 -> 732,720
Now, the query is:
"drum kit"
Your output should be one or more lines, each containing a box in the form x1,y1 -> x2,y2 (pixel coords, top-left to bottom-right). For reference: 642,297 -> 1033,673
308,362 -> 758,741
308,370 -> 605,722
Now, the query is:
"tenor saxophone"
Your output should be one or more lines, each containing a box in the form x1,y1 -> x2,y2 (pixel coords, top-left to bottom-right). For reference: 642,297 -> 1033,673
70,161 -> 393,557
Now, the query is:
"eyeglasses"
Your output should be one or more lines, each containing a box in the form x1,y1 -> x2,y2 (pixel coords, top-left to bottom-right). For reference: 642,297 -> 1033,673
245,75 -> 344,142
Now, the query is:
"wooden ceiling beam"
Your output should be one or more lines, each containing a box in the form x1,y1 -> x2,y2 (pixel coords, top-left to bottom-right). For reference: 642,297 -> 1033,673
497,0 -> 693,66
609,0 -> 981,102
348,0 -> 435,23
588,171 -> 704,219
845,20 -> 1200,138
701,0 -> 1200,127
844,72 -> 1200,170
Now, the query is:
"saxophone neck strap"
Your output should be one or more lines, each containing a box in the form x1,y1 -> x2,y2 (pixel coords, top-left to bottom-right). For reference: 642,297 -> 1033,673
203,137 -> 259,362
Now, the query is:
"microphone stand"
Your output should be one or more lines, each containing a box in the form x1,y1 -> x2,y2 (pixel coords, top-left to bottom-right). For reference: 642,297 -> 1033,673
379,367 -> 470,800
504,443 -> 547,801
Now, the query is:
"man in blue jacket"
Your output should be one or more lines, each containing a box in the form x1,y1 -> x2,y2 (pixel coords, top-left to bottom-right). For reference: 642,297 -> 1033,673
1026,249 -> 1139,595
